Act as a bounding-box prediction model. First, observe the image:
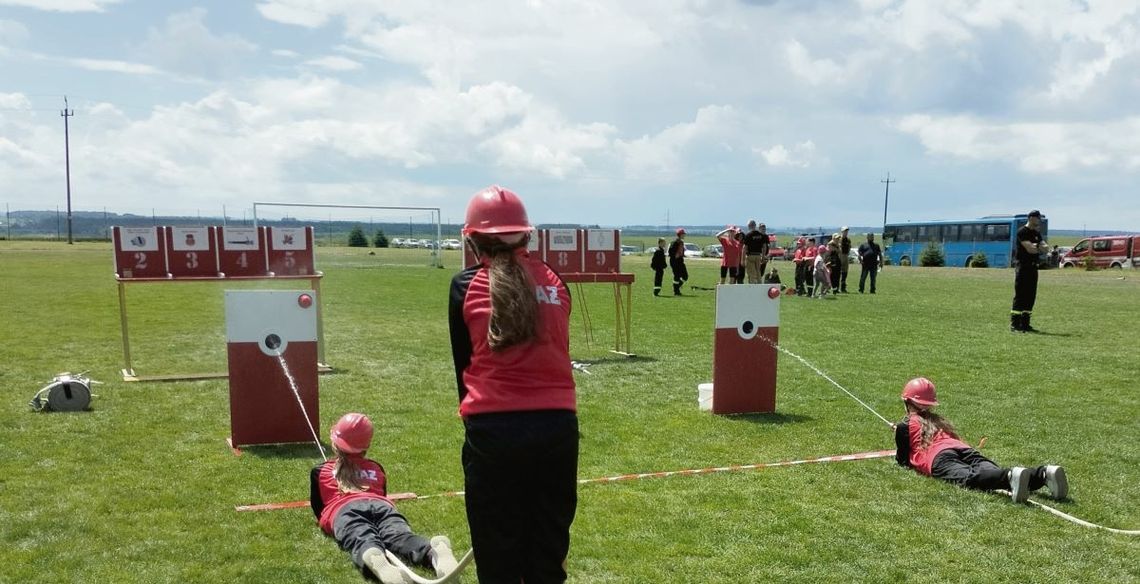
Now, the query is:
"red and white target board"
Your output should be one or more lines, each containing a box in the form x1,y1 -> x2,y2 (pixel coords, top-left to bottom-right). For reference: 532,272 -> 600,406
267,226 -> 315,276
165,226 -> 221,278
225,290 -> 319,447
708,284 -> 780,414
218,226 -> 269,277
585,229 -> 621,273
545,228 -> 584,274
113,226 -> 169,279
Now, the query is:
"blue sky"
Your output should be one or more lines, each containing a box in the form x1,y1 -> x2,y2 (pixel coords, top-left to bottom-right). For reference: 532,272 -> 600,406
1,0 -> 1138,230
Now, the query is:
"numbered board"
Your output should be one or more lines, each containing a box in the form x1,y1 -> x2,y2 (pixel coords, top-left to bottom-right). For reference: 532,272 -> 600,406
218,226 -> 269,277
462,229 -> 543,270
165,226 -> 221,278
267,226 -> 315,276
113,226 -> 169,279
544,228 -> 585,274
585,229 -> 621,273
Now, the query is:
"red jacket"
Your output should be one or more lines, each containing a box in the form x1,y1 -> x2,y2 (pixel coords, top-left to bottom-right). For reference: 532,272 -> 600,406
449,251 -> 576,417
309,457 -> 392,534
719,236 -> 743,268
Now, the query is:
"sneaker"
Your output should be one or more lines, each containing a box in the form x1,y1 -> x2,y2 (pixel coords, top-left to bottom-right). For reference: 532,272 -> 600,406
1045,465 -> 1068,500
362,547 -> 408,584
430,535 -> 460,577
1009,467 -> 1030,503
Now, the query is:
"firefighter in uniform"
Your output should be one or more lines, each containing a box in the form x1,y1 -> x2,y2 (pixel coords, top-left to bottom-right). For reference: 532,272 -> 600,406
449,186 -> 578,583
1011,210 -> 1048,333
650,237 -> 667,296
668,228 -> 689,295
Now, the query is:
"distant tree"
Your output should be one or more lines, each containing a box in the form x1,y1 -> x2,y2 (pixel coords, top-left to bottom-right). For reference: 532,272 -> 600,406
919,241 -> 945,267
969,251 -> 989,268
373,230 -> 389,248
348,226 -> 368,247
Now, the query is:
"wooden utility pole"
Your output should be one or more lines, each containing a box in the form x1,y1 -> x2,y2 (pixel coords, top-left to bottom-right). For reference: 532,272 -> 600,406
881,172 -> 896,229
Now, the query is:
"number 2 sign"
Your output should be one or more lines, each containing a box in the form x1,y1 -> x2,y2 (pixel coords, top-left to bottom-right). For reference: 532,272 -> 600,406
113,226 -> 168,279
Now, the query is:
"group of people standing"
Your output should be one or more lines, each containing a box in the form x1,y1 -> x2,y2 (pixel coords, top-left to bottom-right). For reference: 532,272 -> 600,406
650,223 -> 884,298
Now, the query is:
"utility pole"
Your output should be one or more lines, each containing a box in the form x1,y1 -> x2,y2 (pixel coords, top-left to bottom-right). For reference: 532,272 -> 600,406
881,172 -> 896,230
61,96 -> 75,244
5,203 -> 10,240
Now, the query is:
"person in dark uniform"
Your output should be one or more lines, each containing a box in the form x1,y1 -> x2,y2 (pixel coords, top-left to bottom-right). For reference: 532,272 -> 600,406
857,233 -> 882,294
742,220 -> 770,284
310,413 -> 460,583
1011,210 -> 1049,332
839,226 -> 852,292
449,185 -> 579,583
668,228 -> 688,295
650,237 -> 667,296
894,377 -> 1068,503
826,239 -> 842,292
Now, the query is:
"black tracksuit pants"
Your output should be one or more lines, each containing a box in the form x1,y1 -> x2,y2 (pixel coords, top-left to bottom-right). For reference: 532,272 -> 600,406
931,448 -> 1045,492
670,259 -> 688,294
463,410 -> 579,584
859,263 -> 877,293
1012,263 -> 1039,313
653,268 -> 665,295
332,499 -> 432,575
794,262 -> 807,295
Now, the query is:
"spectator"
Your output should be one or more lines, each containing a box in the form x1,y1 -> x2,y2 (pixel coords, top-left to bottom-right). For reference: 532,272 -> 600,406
792,238 -> 808,296
742,220 -> 770,284
857,233 -> 883,294
668,228 -> 689,296
827,239 -> 842,292
803,237 -> 818,292
716,226 -> 744,285
650,238 -> 667,296
813,244 -> 832,298
839,227 -> 852,293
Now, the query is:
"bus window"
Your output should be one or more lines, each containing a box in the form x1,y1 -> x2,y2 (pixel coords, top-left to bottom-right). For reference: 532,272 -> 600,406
917,225 -> 941,242
896,226 -> 915,242
986,224 -> 1010,242
960,224 -> 983,241
943,224 -> 961,242
883,226 -> 897,243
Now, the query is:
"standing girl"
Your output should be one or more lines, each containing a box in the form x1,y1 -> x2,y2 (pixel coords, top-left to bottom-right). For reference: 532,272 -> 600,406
812,244 -> 831,298
310,413 -> 459,583
894,378 -> 1068,502
449,185 -> 579,583
715,226 -> 744,285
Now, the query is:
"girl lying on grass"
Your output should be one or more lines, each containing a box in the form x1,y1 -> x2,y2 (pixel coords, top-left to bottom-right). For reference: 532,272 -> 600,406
894,378 -> 1068,503
310,413 -> 459,583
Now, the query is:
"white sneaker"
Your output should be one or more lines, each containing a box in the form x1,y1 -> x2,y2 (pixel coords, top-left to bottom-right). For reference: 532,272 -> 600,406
430,535 -> 459,577
363,547 -> 409,584
1009,467 -> 1030,503
1045,465 -> 1068,500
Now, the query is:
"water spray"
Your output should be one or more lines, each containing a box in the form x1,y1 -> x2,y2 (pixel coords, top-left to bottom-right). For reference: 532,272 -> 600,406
276,353 -> 327,460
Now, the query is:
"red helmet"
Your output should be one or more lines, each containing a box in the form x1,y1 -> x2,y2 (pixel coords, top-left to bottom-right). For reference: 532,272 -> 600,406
676,228 -> 686,235
462,185 -> 531,236
330,412 -> 373,454
901,377 -> 938,406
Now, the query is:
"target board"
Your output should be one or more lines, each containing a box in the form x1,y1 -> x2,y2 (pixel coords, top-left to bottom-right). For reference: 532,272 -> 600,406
113,226 -> 169,279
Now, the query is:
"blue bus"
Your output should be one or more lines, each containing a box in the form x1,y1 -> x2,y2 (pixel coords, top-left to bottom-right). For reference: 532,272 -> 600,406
882,214 -> 1049,268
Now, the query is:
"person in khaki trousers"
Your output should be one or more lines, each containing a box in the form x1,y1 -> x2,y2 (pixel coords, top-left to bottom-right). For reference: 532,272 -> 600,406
742,220 -> 769,283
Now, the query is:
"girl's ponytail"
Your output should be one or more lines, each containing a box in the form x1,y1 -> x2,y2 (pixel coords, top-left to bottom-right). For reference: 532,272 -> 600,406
473,234 -> 538,351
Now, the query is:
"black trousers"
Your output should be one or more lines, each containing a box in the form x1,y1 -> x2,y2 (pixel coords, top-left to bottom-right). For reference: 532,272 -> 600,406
332,499 -> 432,575
670,260 -> 688,293
464,410 -> 579,584
931,448 -> 1045,491
1012,263 -> 1039,313
653,268 -> 664,293
794,262 -> 807,294
840,259 -> 849,291
859,264 -> 877,292
829,265 -> 841,290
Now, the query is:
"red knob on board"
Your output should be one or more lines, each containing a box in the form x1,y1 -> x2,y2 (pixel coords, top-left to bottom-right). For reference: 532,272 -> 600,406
298,294 -> 313,309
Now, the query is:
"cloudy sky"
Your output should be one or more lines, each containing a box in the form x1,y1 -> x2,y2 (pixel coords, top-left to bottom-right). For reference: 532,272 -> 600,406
1,0 -> 1137,230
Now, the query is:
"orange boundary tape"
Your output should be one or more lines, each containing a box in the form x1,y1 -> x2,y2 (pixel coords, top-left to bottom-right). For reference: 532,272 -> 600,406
235,450 -> 895,511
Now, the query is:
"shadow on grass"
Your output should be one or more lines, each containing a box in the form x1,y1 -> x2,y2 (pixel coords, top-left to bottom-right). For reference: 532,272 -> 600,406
572,355 -> 660,368
722,411 -> 813,425
239,442 -> 329,460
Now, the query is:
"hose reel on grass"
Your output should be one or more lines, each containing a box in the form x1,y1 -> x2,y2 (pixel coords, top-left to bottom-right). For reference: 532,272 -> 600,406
29,372 -> 96,412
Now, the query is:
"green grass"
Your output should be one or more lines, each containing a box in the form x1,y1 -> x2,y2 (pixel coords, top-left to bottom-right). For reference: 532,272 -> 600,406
1,242 -> 1138,583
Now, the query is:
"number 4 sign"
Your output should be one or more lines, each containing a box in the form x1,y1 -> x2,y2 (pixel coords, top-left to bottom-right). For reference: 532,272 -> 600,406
218,226 -> 268,277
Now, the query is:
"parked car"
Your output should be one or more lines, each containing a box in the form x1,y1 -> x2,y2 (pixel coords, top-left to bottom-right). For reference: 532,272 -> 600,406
703,244 -> 723,258
443,239 -> 462,250
768,235 -> 786,260
620,245 -> 639,256
391,238 -> 405,248
683,243 -> 702,258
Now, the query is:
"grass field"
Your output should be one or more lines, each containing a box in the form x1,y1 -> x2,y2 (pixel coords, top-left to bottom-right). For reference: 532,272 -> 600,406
1,241 -> 1138,583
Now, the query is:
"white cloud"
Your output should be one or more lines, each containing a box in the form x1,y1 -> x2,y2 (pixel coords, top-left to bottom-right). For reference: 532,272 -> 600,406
67,57 -> 160,75
0,0 -> 120,11
897,114 -> 1140,173
303,55 -> 362,71
784,40 -> 846,85
271,49 -> 299,58
0,92 -> 31,109
135,8 -> 257,79
756,141 -> 818,168
255,0 -> 333,28
614,106 -> 741,179
0,19 -> 29,54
